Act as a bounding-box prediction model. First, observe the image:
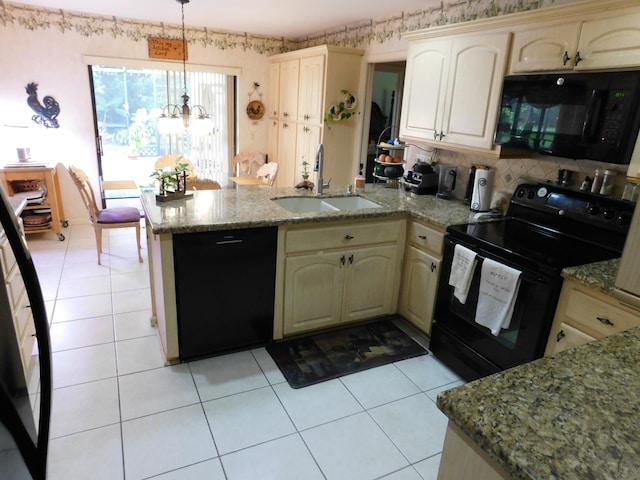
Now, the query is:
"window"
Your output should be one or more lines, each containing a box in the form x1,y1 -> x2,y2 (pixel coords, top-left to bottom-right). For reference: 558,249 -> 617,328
89,64 -> 234,198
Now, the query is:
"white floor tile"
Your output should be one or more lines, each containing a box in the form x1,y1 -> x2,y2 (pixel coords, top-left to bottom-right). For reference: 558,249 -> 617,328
222,434 -> 324,480
252,347 -> 287,385
113,308 -> 155,341
369,393 -> 449,463
119,364 -> 200,420
203,386 -> 295,455
413,454 -> 442,480
52,343 -> 117,388
50,378 -> 120,438
60,261 -> 111,280
190,350 -> 269,401
122,404 -> 217,480
57,274 -> 111,299
152,458 -> 226,480
47,424 -> 123,480
116,335 -> 166,375
302,412 -> 408,480
273,379 -> 363,430
49,315 -> 114,351
51,293 -> 113,323
110,269 -> 150,292
395,354 -> 463,392
340,363 -> 421,409
379,466 -> 424,479
112,287 -> 151,314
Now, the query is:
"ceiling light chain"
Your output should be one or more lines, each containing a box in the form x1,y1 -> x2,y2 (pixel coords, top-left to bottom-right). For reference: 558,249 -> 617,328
158,0 -> 212,135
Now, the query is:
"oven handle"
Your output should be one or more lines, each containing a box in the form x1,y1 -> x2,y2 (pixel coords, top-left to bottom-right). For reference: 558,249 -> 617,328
475,248 -> 554,285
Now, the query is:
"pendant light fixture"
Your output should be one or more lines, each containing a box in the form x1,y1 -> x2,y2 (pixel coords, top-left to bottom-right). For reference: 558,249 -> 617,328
158,0 -> 212,135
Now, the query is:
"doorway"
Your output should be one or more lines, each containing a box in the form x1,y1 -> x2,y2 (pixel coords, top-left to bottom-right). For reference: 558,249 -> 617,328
364,62 -> 405,183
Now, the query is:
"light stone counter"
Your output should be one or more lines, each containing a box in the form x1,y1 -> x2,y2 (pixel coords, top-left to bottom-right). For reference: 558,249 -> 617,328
141,184 -> 478,235
437,326 -> 640,479
561,258 -> 620,295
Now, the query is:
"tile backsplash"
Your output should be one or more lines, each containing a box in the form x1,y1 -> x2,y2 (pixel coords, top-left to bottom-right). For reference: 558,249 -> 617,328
402,144 -> 631,211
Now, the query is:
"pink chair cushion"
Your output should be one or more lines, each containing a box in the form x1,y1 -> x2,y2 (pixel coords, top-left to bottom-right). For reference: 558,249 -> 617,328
96,207 -> 140,224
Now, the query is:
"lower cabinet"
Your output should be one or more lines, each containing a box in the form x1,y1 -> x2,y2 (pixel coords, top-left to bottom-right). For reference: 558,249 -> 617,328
398,220 -> 445,336
278,219 -> 406,336
545,279 -> 640,356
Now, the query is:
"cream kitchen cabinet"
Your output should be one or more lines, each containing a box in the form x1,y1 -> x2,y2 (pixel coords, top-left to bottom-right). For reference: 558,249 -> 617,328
268,45 -> 363,188
278,219 -> 405,336
400,32 -> 511,153
399,220 -> 445,336
545,279 -> 640,356
510,10 -> 640,72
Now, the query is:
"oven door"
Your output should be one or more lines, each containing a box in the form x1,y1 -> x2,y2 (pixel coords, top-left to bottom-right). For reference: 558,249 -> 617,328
430,236 -> 563,380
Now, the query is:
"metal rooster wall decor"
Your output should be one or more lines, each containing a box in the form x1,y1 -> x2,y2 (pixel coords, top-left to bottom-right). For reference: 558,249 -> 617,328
26,82 -> 60,128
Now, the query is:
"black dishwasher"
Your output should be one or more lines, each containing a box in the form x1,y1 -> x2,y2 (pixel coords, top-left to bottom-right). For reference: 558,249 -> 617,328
173,226 -> 277,360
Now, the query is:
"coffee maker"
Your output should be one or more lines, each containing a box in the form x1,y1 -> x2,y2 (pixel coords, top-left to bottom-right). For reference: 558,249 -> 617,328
436,164 -> 457,199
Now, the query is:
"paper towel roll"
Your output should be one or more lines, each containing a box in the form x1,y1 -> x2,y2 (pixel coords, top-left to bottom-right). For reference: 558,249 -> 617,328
471,168 -> 494,212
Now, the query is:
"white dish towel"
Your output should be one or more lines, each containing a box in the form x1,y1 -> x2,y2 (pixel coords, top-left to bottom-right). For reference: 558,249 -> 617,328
475,258 -> 522,336
448,244 -> 477,304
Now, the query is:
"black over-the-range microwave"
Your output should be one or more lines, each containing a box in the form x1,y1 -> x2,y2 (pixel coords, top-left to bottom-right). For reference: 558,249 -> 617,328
494,70 -> 640,164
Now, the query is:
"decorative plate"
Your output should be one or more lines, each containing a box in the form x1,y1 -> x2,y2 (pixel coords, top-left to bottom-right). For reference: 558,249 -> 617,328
343,92 -> 357,110
329,104 -> 342,121
246,100 -> 265,120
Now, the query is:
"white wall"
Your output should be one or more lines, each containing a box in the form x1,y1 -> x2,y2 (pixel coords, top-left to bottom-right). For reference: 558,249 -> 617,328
0,20 -> 270,223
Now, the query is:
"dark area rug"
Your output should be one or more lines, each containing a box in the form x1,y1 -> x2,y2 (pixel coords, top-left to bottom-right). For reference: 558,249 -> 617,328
266,318 -> 428,389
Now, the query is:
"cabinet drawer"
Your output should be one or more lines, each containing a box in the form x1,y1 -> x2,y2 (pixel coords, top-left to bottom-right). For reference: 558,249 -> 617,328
6,261 -> 24,310
285,220 -> 404,253
409,221 -> 444,255
565,288 -> 640,338
15,289 -> 32,340
0,234 -> 16,275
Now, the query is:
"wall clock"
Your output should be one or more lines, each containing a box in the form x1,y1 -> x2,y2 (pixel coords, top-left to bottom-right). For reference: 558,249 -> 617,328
246,100 -> 265,120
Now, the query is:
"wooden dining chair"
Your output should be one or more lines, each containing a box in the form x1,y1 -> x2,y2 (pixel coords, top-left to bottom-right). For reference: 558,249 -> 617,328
68,166 -> 143,265
256,162 -> 279,186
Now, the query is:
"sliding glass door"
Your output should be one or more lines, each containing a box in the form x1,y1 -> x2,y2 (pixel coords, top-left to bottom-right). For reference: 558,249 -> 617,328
89,64 -> 234,207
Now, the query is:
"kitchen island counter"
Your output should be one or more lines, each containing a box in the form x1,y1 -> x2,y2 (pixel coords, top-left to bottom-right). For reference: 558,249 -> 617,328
141,185 -> 477,235
561,258 -> 620,295
436,326 -> 640,479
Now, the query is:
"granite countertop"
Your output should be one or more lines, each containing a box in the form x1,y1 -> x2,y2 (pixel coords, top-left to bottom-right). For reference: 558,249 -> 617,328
141,184 -> 479,234
437,327 -> 640,480
561,258 -> 620,295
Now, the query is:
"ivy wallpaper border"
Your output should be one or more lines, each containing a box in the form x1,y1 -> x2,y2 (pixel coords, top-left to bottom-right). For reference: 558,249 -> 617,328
1,0 -> 556,54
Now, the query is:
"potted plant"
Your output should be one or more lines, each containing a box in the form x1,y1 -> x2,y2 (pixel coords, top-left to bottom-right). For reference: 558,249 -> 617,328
150,156 -> 192,201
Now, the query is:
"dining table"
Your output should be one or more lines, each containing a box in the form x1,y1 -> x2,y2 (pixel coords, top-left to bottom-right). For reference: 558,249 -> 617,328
230,176 -> 265,186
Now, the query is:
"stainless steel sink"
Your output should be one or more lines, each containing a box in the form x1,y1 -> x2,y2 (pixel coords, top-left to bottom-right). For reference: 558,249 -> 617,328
272,196 -> 382,213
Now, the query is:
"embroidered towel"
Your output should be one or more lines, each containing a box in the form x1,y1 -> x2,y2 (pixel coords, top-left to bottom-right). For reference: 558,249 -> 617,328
448,244 -> 478,304
475,258 -> 522,336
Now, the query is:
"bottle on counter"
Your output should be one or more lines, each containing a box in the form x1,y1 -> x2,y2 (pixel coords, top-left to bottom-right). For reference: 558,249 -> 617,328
590,169 -> 604,194
599,169 -> 616,195
355,174 -> 365,193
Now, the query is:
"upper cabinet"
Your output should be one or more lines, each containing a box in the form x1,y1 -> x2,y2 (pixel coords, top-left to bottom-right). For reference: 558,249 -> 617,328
400,32 -> 511,153
268,45 -> 363,188
510,9 -> 640,72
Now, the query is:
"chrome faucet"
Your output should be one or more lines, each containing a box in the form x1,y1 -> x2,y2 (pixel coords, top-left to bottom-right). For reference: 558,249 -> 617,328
314,143 -> 331,196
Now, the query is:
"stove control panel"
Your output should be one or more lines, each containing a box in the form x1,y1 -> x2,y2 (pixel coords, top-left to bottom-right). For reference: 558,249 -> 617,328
510,183 -> 635,233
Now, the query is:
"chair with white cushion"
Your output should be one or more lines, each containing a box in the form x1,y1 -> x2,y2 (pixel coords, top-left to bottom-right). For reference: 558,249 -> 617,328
256,162 -> 278,186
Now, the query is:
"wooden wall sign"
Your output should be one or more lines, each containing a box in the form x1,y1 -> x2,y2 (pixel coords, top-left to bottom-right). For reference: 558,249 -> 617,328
148,37 -> 188,61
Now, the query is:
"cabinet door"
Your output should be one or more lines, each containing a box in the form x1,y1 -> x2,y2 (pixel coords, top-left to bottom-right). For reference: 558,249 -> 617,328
577,11 -> 640,70
400,38 -> 450,141
546,322 -> 595,356
509,23 -> 581,72
399,246 -> 440,336
268,62 -> 281,118
276,120 -> 297,188
267,118 -> 279,171
442,32 -> 511,150
342,244 -> 399,324
278,59 -> 299,121
283,252 -> 344,335
298,55 -> 325,125
295,123 -> 321,183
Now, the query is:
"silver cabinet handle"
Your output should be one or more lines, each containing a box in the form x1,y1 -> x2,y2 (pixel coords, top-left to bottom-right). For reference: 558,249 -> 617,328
418,235 -> 427,241
304,114 -> 310,121
349,254 -> 354,264
430,262 -> 437,272
562,51 -> 570,65
557,330 -> 565,342
340,255 -> 346,265
574,51 -> 583,65
344,235 -> 354,240
597,316 -> 614,326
